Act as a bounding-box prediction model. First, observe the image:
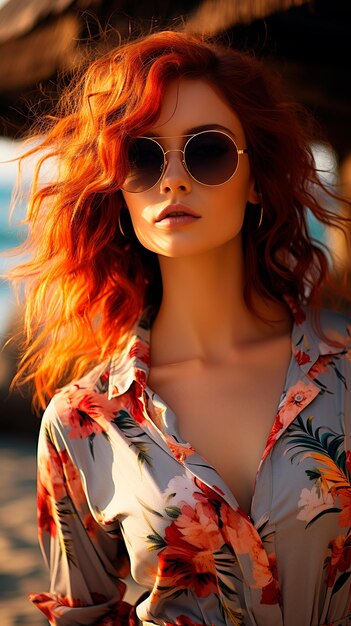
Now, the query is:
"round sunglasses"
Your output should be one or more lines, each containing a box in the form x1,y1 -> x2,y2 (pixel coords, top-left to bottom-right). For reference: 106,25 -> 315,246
121,129 -> 249,193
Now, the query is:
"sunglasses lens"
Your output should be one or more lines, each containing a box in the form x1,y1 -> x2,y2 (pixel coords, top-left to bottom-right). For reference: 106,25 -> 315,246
123,138 -> 164,192
185,131 -> 238,185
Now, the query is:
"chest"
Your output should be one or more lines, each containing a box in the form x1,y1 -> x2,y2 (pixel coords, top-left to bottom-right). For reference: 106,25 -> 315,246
147,345 -> 291,515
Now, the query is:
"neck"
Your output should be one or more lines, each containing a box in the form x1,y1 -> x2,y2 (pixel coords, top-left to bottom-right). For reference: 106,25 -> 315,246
150,238 -> 291,366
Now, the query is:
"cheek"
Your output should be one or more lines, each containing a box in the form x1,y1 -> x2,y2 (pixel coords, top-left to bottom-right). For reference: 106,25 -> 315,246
124,198 -> 159,252
211,182 -> 249,222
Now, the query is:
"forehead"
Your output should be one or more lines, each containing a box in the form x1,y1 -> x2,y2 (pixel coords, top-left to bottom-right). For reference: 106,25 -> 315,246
150,79 -> 245,141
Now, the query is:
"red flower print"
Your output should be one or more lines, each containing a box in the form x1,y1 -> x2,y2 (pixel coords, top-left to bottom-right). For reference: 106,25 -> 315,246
83,513 -> 100,540
211,484 -> 225,496
29,592 -> 136,626
294,350 -> 311,366
337,489 -> 351,528
57,595 -> 86,608
58,385 -> 119,438
129,338 -> 150,367
260,579 -> 281,605
278,380 -> 319,428
58,449 -> 86,509
100,369 -> 110,386
135,368 -> 147,388
111,385 -> 148,426
220,504 -> 274,591
37,481 -> 57,538
37,437 -> 68,538
192,478 -> 228,513
154,500 -> 223,599
260,553 -> 281,605
262,380 -> 319,462
346,451 -> 351,476
38,437 -> 67,501
29,593 -> 57,623
319,326 -> 351,362
261,413 -> 284,462
165,617 -> 209,626
308,354 -> 334,381
326,535 -> 351,587
28,593 -> 85,625
174,501 -> 224,551
164,434 -> 196,463
128,386 -> 148,425
92,594 -> 137,626
284,381 -> 315,409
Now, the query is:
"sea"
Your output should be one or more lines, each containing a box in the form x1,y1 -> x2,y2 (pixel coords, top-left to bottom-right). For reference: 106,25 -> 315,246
0,184 -> 27,338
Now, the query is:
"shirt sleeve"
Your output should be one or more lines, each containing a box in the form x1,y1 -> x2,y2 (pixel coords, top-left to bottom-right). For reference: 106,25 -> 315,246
29,401 -> 140,625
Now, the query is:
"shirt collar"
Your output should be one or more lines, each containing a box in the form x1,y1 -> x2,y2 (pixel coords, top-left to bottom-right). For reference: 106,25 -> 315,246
108,307 -> 153,399
286,295 -> 350,376
108,297 -> 349,399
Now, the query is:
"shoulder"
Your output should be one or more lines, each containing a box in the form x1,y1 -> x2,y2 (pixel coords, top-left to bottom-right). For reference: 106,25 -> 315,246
318,308 -> 351,353
40,357 -> 113,440
319,307 -> 351,336
303,306 -> 351,352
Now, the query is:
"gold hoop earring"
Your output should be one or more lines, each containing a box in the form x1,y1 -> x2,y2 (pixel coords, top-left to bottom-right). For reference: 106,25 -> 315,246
118,206 -> 134,239
257,204 -> 263,229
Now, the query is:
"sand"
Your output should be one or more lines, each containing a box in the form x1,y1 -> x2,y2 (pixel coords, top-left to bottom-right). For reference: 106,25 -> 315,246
0,435 -> 144,625
0,436 -> 47,625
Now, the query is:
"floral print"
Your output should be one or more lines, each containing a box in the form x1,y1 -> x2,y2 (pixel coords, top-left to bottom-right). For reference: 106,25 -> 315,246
30,305 -> 351,625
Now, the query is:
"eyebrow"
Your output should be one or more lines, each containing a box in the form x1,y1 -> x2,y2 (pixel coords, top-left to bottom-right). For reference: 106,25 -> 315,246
144,123 -> 239,141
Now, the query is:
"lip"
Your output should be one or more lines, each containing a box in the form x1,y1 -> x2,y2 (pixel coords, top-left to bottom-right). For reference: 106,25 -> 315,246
155,204 -> 201,223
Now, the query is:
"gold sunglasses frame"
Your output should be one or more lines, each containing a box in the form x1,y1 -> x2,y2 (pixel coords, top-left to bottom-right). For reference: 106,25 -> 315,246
122,129 -> 249,193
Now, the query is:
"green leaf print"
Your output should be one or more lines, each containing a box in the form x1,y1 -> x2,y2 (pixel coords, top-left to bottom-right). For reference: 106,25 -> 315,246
140,507 -> 167,551
136,497 -> 164,518
56,502 -> 78,567
164,505 -> 181,519
222,602 -> 244,626
88,433 -> 95,460
305,507 -> 342,529
114,409 -> 138,430
286,414 -> 345,472
133,441 -> 153,469
146,533 -> 167,551
331,571 -> 351,596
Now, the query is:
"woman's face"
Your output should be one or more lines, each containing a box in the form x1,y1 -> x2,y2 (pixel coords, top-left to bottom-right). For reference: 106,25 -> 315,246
121,79 -> 259,258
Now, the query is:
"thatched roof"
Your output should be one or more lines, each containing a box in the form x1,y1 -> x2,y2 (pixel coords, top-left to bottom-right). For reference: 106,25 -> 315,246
0,0 -> 310,93
186,0 -> 308,33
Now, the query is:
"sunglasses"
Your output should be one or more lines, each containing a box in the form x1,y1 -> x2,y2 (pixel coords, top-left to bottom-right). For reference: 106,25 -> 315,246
121,129 -> 249,193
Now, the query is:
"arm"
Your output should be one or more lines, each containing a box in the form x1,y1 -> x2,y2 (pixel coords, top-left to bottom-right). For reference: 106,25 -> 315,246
30,402 -> 139,625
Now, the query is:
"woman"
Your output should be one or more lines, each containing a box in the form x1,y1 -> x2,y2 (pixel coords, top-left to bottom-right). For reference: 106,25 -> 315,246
10,30 -> 351,626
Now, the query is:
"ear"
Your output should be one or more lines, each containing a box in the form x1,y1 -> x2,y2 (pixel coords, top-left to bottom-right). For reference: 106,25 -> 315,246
247,179 -> 261,205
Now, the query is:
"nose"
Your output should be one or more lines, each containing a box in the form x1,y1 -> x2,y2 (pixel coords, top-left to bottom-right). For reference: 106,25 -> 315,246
160,150 -> 192,194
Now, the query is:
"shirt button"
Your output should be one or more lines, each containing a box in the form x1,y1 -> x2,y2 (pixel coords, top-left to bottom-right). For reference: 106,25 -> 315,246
294,393 -> 304,402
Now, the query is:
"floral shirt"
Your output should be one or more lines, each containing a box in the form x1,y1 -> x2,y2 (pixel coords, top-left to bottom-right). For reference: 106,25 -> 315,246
30,303 -> 351,626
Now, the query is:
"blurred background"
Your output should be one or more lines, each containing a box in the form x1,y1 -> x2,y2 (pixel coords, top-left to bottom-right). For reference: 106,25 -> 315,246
0,0 -> 350,624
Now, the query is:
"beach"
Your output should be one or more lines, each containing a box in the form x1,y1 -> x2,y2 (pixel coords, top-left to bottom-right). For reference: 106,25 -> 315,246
0,436 -> 47,625
0,435 -> 145,625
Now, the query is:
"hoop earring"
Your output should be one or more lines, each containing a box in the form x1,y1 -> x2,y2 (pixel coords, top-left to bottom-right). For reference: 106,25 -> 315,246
118,206 -> 134,239
257,204 -> 263,229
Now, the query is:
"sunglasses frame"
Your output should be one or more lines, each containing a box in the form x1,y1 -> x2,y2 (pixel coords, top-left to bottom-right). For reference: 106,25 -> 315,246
122,129 -> 249,193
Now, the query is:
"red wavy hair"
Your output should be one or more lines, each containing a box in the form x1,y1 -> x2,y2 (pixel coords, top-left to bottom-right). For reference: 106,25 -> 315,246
8,29 -> 349,409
